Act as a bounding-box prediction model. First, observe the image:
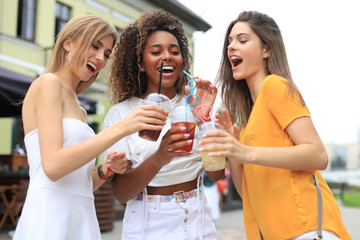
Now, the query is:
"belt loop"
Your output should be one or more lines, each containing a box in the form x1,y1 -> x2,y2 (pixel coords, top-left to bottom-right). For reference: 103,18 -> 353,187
156,196 -> 160,211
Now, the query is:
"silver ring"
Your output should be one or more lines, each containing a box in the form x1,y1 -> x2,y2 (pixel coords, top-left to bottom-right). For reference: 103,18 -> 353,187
168,145 -> 173,152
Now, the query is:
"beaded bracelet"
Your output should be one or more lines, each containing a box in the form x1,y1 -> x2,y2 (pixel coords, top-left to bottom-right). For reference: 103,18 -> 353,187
97,164 -> 113,182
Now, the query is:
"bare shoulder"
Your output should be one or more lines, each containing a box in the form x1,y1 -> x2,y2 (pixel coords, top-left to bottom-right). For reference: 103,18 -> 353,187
30,73 -> 61,90
79,106 -> 88,122
25,73 -> 63,100
22,73 -> 64,134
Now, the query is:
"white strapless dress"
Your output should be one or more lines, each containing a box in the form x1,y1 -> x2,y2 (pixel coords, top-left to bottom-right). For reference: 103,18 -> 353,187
13,118 -> 101,240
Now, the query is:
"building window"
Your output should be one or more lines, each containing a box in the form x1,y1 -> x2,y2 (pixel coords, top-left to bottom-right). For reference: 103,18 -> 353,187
17,0 -> 37,41
331,147 -> 347,170
55,2 -> 71,38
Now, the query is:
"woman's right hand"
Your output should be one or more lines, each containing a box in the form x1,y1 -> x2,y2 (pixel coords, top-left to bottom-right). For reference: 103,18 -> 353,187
151,126 -> 193,167
119,104 -> 168,136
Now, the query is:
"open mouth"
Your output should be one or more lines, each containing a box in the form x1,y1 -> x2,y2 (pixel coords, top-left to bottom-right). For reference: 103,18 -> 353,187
87,62 -> 97,73
230,56 -> 243,68
158,65 -> 174,73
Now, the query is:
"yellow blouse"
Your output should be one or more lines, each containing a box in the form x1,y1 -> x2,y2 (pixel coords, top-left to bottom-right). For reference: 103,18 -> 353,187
239,74 -> 352,239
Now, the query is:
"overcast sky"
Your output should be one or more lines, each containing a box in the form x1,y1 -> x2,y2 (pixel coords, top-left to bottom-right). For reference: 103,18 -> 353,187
178,0 -> 360,144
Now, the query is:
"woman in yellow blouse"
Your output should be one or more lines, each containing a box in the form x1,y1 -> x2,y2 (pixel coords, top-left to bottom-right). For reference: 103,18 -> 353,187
200,11 -> 352,240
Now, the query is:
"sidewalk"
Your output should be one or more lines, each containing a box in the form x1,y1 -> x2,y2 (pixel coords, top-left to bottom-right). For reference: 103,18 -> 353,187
101,202 -> 359,240
1,203 -> 359,239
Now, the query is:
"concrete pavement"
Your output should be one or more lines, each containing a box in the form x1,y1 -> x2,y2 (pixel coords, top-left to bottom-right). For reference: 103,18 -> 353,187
0,202 -> 358,239
101,202 -> 359,240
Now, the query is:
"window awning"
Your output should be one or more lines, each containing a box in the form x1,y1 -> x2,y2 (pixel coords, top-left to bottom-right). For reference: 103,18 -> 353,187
0,67 -> 97,117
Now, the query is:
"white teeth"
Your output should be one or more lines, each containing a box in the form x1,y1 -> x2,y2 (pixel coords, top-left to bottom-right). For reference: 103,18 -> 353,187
160,66 -> 174,71
231,56 -> 241,60
88,62 -> 97,71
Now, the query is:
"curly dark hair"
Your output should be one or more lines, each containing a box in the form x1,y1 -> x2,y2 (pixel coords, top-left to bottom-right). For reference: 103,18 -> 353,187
108,9 -> 192,104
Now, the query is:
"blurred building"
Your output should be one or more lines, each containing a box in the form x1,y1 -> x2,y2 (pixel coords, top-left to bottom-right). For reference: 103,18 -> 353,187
324,143 -> 360,171
322,143 -> 360,187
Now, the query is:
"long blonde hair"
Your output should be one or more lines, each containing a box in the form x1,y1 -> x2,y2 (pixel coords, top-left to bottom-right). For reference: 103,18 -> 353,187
46,14 -> 117,94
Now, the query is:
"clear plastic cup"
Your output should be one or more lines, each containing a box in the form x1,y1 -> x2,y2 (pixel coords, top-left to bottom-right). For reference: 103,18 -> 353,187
170,106 -> 197,152
198,122 -> 226,171
138,93 -> 171,141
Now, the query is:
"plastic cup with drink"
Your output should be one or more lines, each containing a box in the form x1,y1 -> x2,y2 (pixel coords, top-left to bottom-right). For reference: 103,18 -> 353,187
170,106 -> 197,152
198,122 -> 226,171
138,93 -> 171,141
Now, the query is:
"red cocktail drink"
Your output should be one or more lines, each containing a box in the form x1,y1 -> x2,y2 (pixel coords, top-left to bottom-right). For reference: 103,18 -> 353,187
138,93 -> 171,141
138,129 -> 162,141
171,122 -> 196,151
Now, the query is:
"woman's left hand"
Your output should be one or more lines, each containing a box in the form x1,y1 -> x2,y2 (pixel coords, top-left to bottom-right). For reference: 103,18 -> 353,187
105,151 -> 130,174
215,109 -> 240,139
185,77 -> 217,118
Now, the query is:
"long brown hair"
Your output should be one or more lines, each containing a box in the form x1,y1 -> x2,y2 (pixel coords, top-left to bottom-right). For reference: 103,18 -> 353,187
108,9 -> 192,105
46,14 -> 117,94
216,11 -> 305,127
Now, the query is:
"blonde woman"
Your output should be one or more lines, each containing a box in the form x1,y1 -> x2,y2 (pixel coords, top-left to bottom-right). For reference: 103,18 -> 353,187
13,15 -> 167,240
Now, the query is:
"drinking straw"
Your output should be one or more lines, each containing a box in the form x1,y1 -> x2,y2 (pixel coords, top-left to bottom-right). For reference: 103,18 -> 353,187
158,62 -> 163,95
183,70 -> 199,107
183,70 -> 198,131
182,70 -> 212,130
196,92 -> 213,129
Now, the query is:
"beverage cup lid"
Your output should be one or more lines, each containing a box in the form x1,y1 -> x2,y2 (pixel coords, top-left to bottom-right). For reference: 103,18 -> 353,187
198,122 -> 224,135
142,93 -> 171,112
171,105 -> 197,123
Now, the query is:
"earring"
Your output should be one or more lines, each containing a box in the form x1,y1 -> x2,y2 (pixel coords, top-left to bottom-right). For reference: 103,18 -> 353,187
141,68 -> 145,72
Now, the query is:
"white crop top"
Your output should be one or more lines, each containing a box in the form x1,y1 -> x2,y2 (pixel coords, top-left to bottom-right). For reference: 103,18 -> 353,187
102,95 -> 203,186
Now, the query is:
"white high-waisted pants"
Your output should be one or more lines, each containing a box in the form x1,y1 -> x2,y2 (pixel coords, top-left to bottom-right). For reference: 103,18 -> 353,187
121,191 -> 217,240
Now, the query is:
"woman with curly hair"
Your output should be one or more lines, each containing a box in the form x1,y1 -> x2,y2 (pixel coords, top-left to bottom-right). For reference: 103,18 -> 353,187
102,9 -> 219,240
